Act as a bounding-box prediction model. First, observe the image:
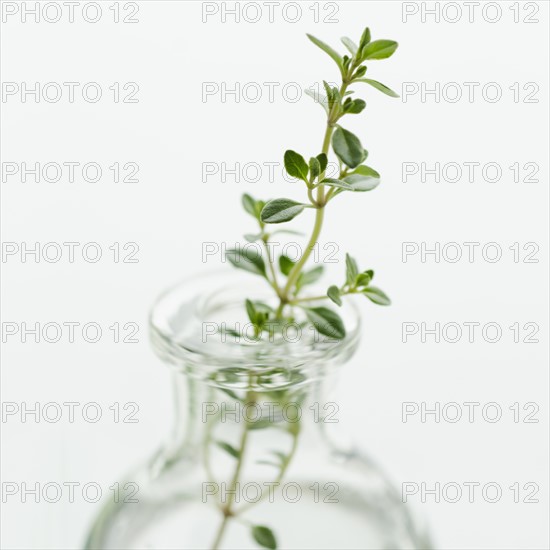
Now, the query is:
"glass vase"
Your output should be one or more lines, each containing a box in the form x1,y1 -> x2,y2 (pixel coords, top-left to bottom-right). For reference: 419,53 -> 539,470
84,272 -> 432,549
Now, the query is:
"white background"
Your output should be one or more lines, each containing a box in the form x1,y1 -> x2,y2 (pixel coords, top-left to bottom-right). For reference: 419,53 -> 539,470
1,1 -> 549,548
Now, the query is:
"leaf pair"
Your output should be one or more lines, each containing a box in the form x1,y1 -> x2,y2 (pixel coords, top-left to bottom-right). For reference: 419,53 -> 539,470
308,29 -> 397,66
343,97 -> 366,114
327,253 -> 391,307
346,253 -> 390,305
284,149 -> 327,185
307,28 -> 399,102
246,299 -> 271,332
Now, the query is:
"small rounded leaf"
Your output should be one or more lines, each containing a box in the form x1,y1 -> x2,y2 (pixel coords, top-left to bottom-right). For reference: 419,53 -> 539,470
343,166 -> 381,192
327,285 -> 342,307
316,153 -> 328,173
252,525 -> 277,550
332,127 -> 364,169
225,248 -> 266,277
242,193 -> 256,217
279,255 -> 295,276
345,253 -> 359,286
344,98 -> 366,114
361,40 -> 398,60
309,157 -> 321,182
356,78 -> 399,98
362,286 -> 391,306
261,199 -> 306,224
356,270 -> 374,287
359,27 -> 371,49
305,306 -> 346,340
284,150 -> 309,182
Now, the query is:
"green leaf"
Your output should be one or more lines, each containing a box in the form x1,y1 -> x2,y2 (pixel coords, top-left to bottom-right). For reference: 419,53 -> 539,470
309,157 -> 321,182
332,127 -> 364,169
252,301 -> 274,314
297,266 -> 324,289
241,194 -> 265,221
327,285 -> 342,306
345,253 -> 359,286
216,441 -> 240,459
245,299 -> 257,323
342,55 -> 351,71
353,65 -> 367,79
261,199 -> 307,224
226,248 -> 266,277
217,327 -> 242,340
341,36 -> 358,56
242,193 -> 257,217
305,88 -> 329,114
359,27 -> 371,49
252,525 -> 277,550
306,33 -> 343,71
271,229 -> 304,237
323,80 -> 340,109
356,270 -> 374,287
361,39 -> 398,60
284,150 -> 309,182
247,418 -> 275,430
343,98 -> 366,114
279,255 -> 295,276
343,165 -> 381,191
316,153 -> 328,173
356,78 -> 399,98
320,178 -> 352,190
244,232 -> 263,243
363,286 -> 391,306
304,306 -> 346,340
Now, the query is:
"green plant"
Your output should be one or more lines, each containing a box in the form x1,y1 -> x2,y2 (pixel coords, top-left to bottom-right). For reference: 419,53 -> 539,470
211,27 -> 398,549
226,28 -> 397,342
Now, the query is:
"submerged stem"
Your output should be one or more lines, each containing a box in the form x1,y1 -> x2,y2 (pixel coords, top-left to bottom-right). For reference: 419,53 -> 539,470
210,386 -> 254,549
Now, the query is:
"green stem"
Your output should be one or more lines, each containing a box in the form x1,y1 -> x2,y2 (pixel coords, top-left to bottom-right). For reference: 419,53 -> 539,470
290,294 -> 329,304
262,237 -> 283,299
277,76 -> 352,311
281,206 -> 325,299
238,426 -> 300,514
210,389 -> 254,550
211,514 -> 229,550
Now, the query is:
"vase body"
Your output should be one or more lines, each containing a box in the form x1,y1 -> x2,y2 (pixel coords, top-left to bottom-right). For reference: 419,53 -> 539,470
85,273 -> 432,549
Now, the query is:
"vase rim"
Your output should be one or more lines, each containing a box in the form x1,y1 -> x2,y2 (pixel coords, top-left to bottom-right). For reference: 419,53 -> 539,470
149,269 -> 362,388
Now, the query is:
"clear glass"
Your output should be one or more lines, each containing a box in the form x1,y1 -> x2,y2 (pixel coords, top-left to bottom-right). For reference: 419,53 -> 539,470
85,272 -> 432,549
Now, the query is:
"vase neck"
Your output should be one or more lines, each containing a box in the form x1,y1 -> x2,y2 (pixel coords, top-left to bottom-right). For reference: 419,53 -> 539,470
164,370 -> 338,457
